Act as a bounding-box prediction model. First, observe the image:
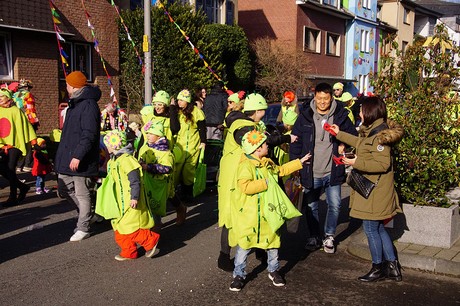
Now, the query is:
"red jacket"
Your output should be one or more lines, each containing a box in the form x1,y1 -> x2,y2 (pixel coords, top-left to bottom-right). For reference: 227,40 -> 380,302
32,150 -> 52,176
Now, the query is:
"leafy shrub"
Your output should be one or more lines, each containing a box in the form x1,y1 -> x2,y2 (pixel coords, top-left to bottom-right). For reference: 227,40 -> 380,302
118,3 -> 252,112
373,24 -> 460,207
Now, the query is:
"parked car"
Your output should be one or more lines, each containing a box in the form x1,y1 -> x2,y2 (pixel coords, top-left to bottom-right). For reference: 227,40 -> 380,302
262,103 -> 281,126
262,96 -> 313,126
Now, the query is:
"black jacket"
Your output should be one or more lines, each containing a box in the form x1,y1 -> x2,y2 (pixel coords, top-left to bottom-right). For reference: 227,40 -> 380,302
225,111 -> 291,147
55,86 -> 101,177
290,101 -> 357,188
203,87 -> 228,126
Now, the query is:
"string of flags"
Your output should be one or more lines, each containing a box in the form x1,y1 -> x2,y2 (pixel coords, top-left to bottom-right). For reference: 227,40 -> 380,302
81,0 -> 118,104
157,1 -> 227,90
49,1 -> 69,77
110,0 -> 143,67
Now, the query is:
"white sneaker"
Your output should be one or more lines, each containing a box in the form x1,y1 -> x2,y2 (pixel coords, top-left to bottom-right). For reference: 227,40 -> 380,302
69,230 -> 90,242
323,235 -> 335,254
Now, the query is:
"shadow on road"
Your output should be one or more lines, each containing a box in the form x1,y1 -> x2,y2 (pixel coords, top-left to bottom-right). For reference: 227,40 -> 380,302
0,194 -> 71,235
0,193 -> 112,264
153,191 -> 219,257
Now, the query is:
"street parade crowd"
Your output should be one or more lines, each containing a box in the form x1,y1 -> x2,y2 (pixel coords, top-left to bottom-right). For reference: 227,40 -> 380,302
0,72 -> 404,291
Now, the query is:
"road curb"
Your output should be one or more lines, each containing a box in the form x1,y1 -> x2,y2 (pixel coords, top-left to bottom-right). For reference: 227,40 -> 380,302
346,229 -> 460,278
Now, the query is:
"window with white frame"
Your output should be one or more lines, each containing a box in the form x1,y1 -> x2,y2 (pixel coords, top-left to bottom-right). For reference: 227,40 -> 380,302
359,74 -> 369,94
362,0 -> 371,9
201,0 -> 223,24
0,33 -> 13,80
360,29 -> 370,53
59,42 -> 92,81
403,8 -> 410,24
323,0 -> 338,8
401,41 -> 408,56
225,0 -> 234,25
304,27 -> 321,53
326,32 -> 340,56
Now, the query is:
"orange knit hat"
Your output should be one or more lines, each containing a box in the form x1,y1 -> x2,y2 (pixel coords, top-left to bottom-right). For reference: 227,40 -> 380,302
66,71 -> 87,88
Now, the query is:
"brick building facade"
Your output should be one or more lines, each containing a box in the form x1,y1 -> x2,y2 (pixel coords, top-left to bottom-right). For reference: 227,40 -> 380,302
0,0 -> 119,134
238,0 -> 353,86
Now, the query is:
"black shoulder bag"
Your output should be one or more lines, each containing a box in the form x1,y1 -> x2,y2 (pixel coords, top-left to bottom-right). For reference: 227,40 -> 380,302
346,123 -> 388,199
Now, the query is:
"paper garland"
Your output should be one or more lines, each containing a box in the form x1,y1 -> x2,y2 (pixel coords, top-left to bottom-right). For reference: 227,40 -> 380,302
81,0 -> 118,104
49,1 -> 69,77
157,1 -> 227,90
110,0 -> 143,66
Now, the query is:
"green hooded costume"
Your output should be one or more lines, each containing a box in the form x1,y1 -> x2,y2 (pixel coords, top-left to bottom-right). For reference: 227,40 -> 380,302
229,154 -> 302,250
104,153 -> 154,235
217,118 -> 257,228
138,144 -> 175,216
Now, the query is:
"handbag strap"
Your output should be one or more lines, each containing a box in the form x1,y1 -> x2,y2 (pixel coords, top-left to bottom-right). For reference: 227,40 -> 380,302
359,122 -> 388,185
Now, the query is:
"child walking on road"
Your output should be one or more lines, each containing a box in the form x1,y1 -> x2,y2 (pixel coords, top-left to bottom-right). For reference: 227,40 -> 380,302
138,121 -> 176,226
96,130 -> 160,261
32,137 -> 52,194
228,130 -> 311,291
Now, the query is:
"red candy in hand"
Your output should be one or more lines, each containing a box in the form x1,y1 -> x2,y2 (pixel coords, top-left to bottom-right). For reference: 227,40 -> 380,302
323,122 -> 337,136
332,155 -> 344,165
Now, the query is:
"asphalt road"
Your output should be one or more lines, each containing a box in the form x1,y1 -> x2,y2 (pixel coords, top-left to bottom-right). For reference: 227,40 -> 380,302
1,182 -> 459,305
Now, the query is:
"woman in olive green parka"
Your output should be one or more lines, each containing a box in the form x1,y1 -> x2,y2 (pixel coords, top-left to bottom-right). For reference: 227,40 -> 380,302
331,96 -> 404,283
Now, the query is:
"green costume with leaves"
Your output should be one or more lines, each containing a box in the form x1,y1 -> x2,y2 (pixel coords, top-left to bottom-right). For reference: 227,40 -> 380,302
217,118 -> 257,228
174,106 -> 205,186
228,154 -> 302,249
138,144 -> 175,216
105,154 -> 154,235
142,115 -> 175,149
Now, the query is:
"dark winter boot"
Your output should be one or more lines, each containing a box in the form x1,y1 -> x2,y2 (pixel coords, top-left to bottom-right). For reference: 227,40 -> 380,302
217,251 -> 234,272
358,263 -> 385,282
386,260 -> 402,282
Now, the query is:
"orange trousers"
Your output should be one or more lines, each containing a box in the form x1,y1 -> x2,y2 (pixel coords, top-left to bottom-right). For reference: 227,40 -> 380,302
114,229 -> 160,259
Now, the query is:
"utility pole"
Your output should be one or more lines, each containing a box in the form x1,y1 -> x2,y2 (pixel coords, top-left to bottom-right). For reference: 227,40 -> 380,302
143,0 -> 152,105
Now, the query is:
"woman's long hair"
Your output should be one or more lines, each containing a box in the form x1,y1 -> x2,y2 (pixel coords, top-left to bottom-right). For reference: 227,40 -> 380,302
181,102 -> 195,123
361,96 -> 387,126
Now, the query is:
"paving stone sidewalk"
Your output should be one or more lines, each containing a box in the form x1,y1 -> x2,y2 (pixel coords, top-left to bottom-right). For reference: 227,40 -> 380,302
347,227 -> 460,277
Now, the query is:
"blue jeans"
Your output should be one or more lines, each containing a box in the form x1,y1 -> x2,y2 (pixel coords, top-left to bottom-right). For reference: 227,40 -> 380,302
304,175 -> 341,237
362,220 -> 396,264
233,246 -> 279,278
36,175 -> 46,189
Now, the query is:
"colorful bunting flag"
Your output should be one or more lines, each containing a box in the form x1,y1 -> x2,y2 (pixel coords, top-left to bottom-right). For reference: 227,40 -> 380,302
49,0 -> 68,77
81,0 -> 118,104
110,1 -> 143,66
157,1 -> 227,89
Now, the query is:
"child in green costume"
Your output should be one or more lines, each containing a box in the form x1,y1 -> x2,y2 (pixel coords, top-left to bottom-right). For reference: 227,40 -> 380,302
97,130 -> 160,261
228,130 -> 311,291
174,89 -> 206,200
138,121 -> 177,226
273,110 -> 299,173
